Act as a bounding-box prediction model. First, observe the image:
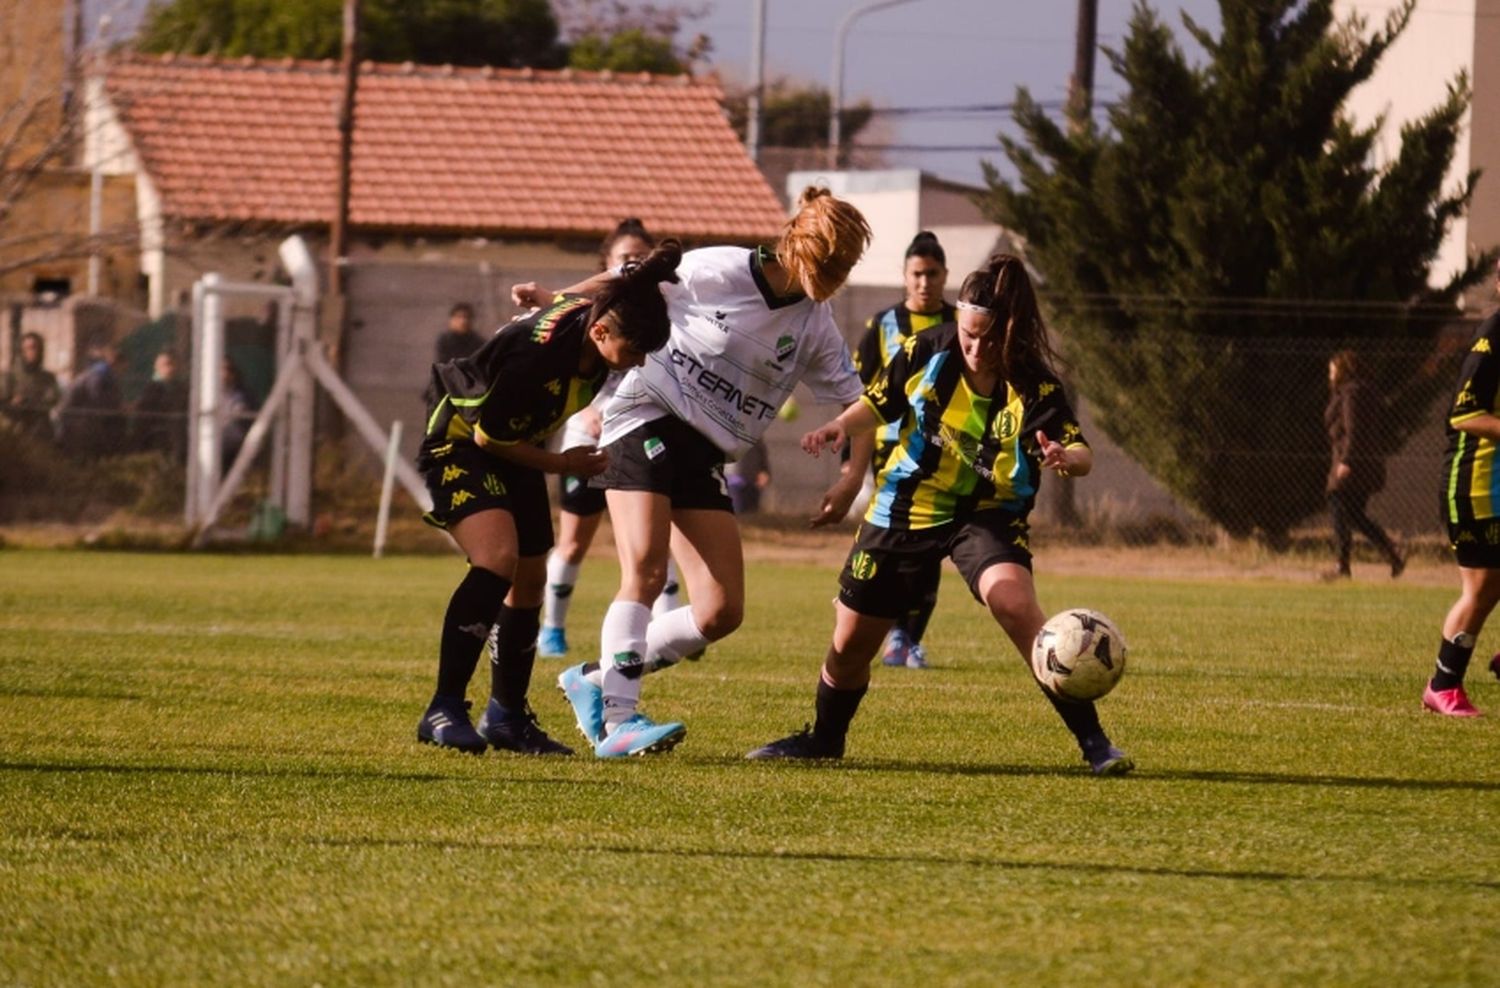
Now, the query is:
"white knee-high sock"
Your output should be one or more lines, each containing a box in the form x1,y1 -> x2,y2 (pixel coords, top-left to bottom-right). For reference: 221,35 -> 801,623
543,552 -> 582,630
599,600 -> 650,730
644,606 -> 710,674
652,557 -> 682,619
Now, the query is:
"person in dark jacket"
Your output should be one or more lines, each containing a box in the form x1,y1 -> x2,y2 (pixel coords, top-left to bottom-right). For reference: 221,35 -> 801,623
1323,349 -> 1403,580
1,332 -> 60,441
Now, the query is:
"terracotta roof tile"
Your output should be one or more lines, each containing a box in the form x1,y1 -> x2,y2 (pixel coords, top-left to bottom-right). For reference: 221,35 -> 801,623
105,53 -> 785,242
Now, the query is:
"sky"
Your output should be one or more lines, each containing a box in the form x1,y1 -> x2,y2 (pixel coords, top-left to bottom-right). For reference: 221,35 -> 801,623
92,0 -> 1226,188
690,0 -> 1224,187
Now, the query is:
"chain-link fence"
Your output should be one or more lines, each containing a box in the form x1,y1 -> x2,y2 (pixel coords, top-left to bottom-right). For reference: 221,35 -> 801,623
0,286 -> 1488,565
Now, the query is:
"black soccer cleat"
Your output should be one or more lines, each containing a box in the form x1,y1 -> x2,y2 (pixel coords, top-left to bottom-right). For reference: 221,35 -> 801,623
745,725 -> 844,760
478,698 -> 575,756
417,698 -> 487,755
1080,732 -> 1135,777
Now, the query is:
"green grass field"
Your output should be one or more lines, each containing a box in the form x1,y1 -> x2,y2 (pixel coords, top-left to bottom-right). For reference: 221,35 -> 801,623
1,548 -> 1497,986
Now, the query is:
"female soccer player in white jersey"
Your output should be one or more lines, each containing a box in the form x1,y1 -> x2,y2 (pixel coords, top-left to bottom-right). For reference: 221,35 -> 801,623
516,187 -> 875,756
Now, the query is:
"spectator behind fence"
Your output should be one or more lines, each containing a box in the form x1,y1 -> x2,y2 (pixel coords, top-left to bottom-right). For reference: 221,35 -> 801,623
219,357 -> 256,474
1322,349 -> 1403,581
133,350 -> 189,459
1,331 -> 60,442
434,301 -> 483,365
727,438 -> 772,515
57,342 -> 126,458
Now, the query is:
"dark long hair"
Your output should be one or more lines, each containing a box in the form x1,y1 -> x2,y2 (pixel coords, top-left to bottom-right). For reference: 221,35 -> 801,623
957,253 -> 1058,393
589,239 -> 683,354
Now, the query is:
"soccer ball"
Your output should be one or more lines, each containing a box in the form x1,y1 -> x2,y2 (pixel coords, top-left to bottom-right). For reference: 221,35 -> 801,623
1030,609 -> 1127,701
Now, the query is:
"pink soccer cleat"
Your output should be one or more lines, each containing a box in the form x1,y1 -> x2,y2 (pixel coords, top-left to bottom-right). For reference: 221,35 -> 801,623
1422,682 -> 1482,717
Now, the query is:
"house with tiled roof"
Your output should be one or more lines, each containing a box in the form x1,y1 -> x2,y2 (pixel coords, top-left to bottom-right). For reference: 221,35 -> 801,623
81,51 -> 788,447
87,52 -> 787,316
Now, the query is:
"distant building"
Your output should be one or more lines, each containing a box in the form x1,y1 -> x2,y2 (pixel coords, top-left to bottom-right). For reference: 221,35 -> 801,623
82,52 -> 790,444
1336,0 -> 1499,294
88,53 -> 788,317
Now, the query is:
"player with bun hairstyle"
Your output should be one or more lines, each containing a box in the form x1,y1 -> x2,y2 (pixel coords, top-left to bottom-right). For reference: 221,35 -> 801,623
414,240 -> 683,756
747,253 -> 1133,775
537,219 -> 685,660
855,230 -> 956,670
515,186 -> 876,757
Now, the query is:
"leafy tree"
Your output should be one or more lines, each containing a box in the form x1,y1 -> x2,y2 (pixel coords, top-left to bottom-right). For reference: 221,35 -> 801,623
723,79 -> 874,156
983,0 -> 1494,543
567,28 -> 686,75
136,0 -> 567,68
555,0 -> 708,75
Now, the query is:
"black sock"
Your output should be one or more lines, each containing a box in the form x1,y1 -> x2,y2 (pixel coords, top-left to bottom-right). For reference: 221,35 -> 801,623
490,603 -> 541,711
1039,683 -> 1105,752
1432,634 -> 1475,691
813,678 -> 867,748
435,566 -> 511,701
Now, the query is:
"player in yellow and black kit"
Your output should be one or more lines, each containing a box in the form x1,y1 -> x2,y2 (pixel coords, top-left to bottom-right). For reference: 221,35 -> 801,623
413,241 -> 681,755
853,231 -> 956,670
1425,259 -> 1500,717
749,253 -> 1133,774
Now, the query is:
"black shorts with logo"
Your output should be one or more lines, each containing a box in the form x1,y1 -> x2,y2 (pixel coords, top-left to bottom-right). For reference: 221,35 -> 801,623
558,473 -> 607,516
591,415 -> 732,512
1447,516 -> 1500,569
418,440 -> 554,557
837,509 -> 1033,619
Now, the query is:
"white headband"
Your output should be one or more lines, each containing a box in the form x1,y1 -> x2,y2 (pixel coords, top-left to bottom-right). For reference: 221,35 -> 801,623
955,300 -> 994,315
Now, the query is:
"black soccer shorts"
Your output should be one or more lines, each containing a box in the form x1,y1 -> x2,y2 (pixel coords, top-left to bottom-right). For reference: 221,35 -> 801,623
1447,516 -> 1500,569
838,509 -> 1033,618
591,415 -> 733,512
419,441 -> 554,557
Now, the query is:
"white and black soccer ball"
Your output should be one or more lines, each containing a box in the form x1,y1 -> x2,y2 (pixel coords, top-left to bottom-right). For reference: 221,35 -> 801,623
1030,609 -> 1127,701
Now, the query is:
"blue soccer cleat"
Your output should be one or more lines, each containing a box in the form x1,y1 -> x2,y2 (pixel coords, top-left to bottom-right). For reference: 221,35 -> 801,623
416,697 -> 487,755
593,713 -> 686,758
905,641 -> 929,670
557,663 -> 604,743
882,628 -> 910,667
537,625 -> 569,659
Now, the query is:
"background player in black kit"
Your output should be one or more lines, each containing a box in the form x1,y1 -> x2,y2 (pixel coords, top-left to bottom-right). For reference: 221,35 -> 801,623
854,231 -> 956,670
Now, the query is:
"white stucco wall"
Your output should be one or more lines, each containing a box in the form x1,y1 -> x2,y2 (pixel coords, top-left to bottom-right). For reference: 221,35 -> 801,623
1335,0 -> 1477,283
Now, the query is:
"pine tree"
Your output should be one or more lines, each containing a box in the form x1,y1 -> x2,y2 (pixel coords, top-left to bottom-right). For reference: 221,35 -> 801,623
983,0 -> 1494,543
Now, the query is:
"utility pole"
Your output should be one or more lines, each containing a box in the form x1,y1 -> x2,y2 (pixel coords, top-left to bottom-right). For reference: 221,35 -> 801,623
328,0 -> 360,369
1067,0 -> 1098,131
828,0 -> 913,170
1051,0 -> 1098,528
746,0 -> 766,163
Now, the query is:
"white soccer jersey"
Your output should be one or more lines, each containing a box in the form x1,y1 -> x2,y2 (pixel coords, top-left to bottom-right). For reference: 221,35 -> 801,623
600,246 -> 861,459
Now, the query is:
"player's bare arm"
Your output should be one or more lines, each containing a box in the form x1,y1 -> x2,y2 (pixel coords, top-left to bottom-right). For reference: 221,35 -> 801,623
1035,429 -> 1093,478
477,434 -> 609,476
